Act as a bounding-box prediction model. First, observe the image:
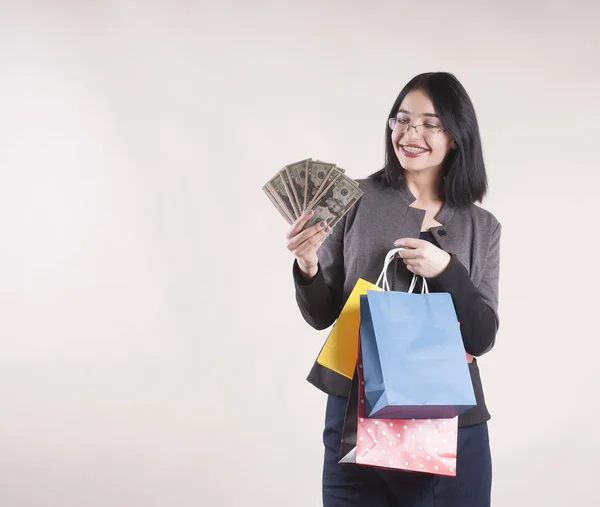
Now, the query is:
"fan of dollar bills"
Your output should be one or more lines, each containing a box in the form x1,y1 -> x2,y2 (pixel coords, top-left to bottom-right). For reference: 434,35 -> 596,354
263,158 -> 364,230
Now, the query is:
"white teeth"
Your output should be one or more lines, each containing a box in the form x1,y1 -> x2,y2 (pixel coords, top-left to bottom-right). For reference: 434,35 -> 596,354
402,145 -> 427,154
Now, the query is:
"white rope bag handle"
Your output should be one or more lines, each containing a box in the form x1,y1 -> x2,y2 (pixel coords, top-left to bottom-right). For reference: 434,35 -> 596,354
375,248 -> 429,294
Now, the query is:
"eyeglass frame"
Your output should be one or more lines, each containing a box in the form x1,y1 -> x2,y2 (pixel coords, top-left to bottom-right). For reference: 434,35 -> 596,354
388,117 -> 446,136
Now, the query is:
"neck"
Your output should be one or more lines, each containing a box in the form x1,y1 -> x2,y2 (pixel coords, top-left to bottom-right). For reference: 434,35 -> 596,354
404,169 -> 443,204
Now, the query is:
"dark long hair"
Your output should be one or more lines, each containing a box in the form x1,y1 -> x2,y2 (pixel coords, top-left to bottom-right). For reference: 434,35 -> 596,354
371,72 -> 488,207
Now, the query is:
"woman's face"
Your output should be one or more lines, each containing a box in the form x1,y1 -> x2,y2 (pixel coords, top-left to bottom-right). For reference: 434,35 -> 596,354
391,89 -> 455,177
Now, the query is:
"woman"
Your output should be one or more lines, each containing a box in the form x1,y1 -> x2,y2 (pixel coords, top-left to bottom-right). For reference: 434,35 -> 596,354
286,72 -> 501,506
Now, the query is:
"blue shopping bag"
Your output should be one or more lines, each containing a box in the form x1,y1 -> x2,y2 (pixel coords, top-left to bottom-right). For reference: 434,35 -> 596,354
360,248 -> 476,419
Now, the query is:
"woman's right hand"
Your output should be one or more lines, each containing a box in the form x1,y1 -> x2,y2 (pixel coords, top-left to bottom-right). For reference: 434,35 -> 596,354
286,210 -> 331,281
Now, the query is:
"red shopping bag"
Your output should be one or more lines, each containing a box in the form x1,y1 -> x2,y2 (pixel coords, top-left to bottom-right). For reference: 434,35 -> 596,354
339,340 -> 458,476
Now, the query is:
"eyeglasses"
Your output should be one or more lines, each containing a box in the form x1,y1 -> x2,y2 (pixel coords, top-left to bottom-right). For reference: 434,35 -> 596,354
388,117 -> 445,136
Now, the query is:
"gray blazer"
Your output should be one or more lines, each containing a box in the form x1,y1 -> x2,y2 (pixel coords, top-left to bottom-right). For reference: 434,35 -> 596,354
294,177 -> 502,417
299,177 -> 501,326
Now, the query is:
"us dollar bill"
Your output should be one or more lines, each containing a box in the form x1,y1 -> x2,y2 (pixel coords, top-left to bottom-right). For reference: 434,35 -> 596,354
263,157 -> 363,226
303,175 -> 363,230
305,160 -> 337,207
266,173 -> 297,220
315,160 -> 344,174
279,168 -> 300,218
286,158 -> 310,214
262,184 -> 294,224
306,165 -> 344,210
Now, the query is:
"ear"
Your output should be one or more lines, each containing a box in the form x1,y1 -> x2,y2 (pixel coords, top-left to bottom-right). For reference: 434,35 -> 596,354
450,139 -> 457,150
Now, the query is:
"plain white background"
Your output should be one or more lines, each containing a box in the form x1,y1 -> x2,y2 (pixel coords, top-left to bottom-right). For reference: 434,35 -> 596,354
0,1 -> 599,505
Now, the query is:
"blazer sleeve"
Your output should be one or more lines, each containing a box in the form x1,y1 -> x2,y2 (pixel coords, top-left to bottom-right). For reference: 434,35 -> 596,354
292,216 -> 346,330
427,221 -> 501,356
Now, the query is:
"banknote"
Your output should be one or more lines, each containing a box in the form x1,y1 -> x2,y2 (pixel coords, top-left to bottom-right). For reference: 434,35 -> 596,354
306,165 -> 344,211
286,158 -> 310,213
263,158 -> 362,228
265,173 -> 298,220
262,183 -> 294,224
305,160 -> 337,207
303,174 -> 364,230
279,168 -> 300,219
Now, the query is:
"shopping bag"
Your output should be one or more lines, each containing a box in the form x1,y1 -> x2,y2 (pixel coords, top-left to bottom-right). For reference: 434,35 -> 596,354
307,278 -> 381,396
361,248 -> 476,419
339,345 -> 458,476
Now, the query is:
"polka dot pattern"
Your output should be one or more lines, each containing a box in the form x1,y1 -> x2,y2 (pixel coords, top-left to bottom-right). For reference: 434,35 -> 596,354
354,357 -> 458,477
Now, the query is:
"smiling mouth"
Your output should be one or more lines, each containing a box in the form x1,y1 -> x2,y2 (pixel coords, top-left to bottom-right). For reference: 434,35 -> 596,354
400,144 -> 429,156
402,145 -> 427,153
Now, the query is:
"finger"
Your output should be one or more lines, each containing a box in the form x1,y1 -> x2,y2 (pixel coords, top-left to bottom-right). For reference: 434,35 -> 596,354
294,229 -> 328,256
295,229 -> 328,256
394,238 -> 425,249
287,221 -> 329,251
405,261 -> 424,272
398,248 -> 422,260
286,210 -> 315,239
288,221 -> 329,251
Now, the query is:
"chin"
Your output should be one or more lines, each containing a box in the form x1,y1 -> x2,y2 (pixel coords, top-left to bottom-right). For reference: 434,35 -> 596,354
401,161 -> 444,178
401,161 -> 429,171
398,158 -> 431,172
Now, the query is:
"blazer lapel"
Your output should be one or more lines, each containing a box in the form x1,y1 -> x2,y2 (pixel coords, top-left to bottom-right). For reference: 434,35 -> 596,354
392,183 -> 470,278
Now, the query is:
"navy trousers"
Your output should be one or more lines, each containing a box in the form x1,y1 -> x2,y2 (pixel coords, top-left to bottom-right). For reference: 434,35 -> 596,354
323,395 -> 492,507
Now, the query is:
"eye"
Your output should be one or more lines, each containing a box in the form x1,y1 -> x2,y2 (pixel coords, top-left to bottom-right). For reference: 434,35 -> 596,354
397,118 -> 410,126
424,123 -> 441,130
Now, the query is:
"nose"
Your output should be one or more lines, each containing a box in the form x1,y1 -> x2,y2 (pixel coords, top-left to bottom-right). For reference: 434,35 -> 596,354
404,124 -> 421,140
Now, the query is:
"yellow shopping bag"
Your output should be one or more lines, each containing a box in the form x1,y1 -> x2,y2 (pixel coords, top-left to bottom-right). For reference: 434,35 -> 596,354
306,257 -> 391,395
315,278 -> 381,379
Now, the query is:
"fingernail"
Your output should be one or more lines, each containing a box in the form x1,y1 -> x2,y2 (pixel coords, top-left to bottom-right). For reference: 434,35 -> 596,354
320,221 -> 326,227
307,210 -> 314,216
325,227 -> 331,234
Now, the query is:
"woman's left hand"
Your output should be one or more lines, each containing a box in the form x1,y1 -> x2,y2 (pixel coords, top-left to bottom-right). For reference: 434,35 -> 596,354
393,238 -> 451,278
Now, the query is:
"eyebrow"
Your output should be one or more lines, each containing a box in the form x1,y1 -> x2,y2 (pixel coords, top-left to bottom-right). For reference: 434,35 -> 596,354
397,108 -> 439,118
